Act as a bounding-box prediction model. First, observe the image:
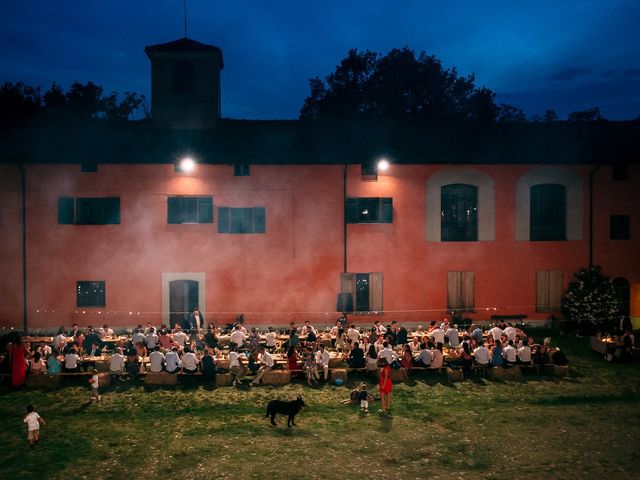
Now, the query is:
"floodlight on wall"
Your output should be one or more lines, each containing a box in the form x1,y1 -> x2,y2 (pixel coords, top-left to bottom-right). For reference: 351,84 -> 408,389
176,157 -> 196,173
377,158 -> 390,172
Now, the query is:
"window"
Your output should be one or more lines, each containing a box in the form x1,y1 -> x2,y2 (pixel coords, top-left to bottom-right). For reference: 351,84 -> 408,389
536,271 -> 563,311
58,197 -> 120,225
173,62 -> 194,93
610,215 -> 630,240
346,197 -> 393,224
361,163 -> 378,181
80,163 -> 97,172
340,272 -> 383,312
234,164 -> 250,176
447,272 -> 474,312
441,184 -> 478,241
218,207 -> 265,233
77,281 -> 105,307
167,196 -> 213,224
612,165 -> 628,182
530,184 -> 566,241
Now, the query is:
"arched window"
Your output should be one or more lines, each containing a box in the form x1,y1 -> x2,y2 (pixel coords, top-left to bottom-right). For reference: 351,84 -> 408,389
173,62 -> 195,93
530,184 -> 566,241
441,184 -> 478,241
426,167 -> 495,242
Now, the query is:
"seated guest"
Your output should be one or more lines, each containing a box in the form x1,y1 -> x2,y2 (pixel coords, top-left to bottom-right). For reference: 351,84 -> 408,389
37,342 -> 52,358
248,327 -> 261,351
53,327 -> 68,355
131,326 -> 145,346
149,346 -> 165,373
204,327 -> 219,350
181,347 -> 199,374
347,324 -> 360,344
366,344 -> 379,372
551,348 -> 569,366
134,342 -> 147,359
517,343 -> 532,365
396,326 -> 408,346
165,347 -> 181,373
46,353 -> 61,374
348,342 -> 366,369
145,327 -> 158,351
471,325 -> 484,345
158,329 -> 173,350
265,327 -> 277,352
289,328 -> 300,349
251,347 -> 274,385
415,343 -> 432,368
64,348 -> 81,373
460,342 -> 473,375
248,349 -> 261,374
445,325 -> 460,347
409,336 -> 421,354
125,353 -> 141,381
99,324 -> 114,338
29,351 -> 47,375
301,320 -> 317,338
533,344 -> 550,365
230,324 -> 245,350
172,325 -> 188,349
400,344 -> 413,371
377,341 -> 397,365
488,324 -> 503,342
429,342 -> 444,369
69,323 -> 80,338
200,348 -> 216,383
86,342 -> 102,358
74,331 -> 85,351
109,348 -> 125,374
503,323 -> 517,342
84,328 -> 101,355
428,325 -> 445,346
502,340 -> 517,367
229,345 -> 247,386
490,341 -> 504,367
473,340 -> 490,366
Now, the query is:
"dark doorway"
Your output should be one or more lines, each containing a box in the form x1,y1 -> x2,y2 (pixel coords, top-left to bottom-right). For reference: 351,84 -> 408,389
170,280 -> 199,327
355,274 -> 370,312
613,277 -> 630,317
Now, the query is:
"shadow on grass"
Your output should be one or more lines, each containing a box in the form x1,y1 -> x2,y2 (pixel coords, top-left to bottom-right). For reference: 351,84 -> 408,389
377,413 -> 393,432
531,391 -> 640,406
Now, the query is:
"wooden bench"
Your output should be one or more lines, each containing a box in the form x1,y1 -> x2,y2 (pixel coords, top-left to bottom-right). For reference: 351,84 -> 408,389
262,370 -> 291,385
144,372 -> 178,385
25,374 -> 60,389
215,372 -> 233,386
330,368 -> 349,383
487,365 -> 523,380
447,367 -> 464,382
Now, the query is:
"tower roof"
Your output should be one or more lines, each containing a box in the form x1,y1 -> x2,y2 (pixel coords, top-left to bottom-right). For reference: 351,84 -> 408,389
145,37 -> 223,66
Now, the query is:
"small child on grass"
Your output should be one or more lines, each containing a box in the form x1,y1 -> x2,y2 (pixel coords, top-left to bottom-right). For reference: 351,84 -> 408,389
89,368 -> 101,401
359,383 -> 369,414
24,405 -> 45,447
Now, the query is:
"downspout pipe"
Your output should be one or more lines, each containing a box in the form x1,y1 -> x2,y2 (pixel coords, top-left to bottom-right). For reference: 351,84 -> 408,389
589,165 -> 601,270
343,164 -> 348,273
19,164 -> 28,333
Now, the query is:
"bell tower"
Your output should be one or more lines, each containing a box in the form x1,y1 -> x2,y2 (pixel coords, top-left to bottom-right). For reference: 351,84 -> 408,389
145,38 -> 224,129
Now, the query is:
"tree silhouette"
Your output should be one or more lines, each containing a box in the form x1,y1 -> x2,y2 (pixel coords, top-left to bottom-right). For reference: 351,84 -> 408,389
300,47 -> 499,124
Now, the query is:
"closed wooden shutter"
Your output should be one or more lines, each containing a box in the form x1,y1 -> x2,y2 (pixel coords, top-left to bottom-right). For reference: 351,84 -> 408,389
369,272 -> 384,312
448,272 -> 474,311
253,207 -> 266,233
538,270 -> 563,311
381,198 -> 393,223
462,272 -> 475,310
340,273 -> 356,296
197,197 -> 213,223
218,207 -> 230,233
58,197 -> 74,224
548,270 -> 563,310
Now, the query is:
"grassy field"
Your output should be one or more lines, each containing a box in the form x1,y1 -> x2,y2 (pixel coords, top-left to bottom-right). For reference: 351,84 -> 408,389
1,332 -> 639,480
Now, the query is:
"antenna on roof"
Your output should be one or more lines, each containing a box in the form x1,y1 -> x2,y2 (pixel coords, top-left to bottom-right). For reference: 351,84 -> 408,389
183,0 -> 188,38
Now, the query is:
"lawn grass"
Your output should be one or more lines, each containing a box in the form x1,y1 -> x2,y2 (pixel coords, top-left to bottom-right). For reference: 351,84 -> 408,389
1,332 -> 639,480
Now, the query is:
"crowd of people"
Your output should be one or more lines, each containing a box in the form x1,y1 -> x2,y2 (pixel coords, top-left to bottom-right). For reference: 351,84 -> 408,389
1,313 -> 575,391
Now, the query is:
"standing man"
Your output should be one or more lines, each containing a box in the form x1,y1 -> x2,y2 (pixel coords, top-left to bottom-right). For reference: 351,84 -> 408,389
188,307 -> 204,333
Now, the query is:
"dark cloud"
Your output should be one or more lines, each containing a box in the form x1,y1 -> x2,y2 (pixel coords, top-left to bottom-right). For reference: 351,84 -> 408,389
547,67 -> 591,82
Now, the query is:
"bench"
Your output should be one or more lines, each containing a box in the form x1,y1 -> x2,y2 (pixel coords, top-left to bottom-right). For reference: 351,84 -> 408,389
330,368 -> 349,383
487,365 -> 523,380
262,370 -> 291,385
25,374 -> 60,389
447,367 -> 464,382
144,372 -> 179,385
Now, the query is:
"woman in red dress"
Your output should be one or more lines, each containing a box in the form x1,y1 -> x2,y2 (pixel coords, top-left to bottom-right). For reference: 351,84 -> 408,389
11,336 -> 28,387
287,346 -> 301,378
378,358 -> 393,415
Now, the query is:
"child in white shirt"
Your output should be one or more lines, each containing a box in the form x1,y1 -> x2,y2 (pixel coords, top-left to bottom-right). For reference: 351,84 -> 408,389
24,405 -> 45,446
89,369 -> 100,401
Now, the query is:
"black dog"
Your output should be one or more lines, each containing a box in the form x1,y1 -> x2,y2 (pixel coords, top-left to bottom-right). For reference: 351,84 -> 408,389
266,395 -> 305,427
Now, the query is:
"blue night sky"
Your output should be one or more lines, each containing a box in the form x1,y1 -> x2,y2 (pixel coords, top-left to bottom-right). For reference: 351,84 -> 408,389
1,0 -> 639,120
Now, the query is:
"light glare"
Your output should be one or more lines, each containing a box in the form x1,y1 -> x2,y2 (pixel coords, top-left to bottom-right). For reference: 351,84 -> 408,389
180,157 -> 196,173
377,159 -> 390,171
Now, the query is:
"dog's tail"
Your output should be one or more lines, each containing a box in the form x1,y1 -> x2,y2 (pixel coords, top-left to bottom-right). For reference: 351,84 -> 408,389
265,403 -> 270,417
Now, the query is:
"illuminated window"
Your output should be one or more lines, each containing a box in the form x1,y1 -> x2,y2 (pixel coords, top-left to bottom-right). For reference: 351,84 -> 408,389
167,196 -> 213,224
77,281 -> 105,307
441,184 -> 477,241
340,272 -> 383,312
345,197 -> 393,224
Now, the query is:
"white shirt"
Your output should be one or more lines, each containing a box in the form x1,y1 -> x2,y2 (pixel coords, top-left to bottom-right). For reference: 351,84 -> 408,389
377,347 -> 397,364
145,333 -> 158,349
54,334 -> 67,350
262,351 -> 275,368
347,327 -> 360,343
445,328 -> 460,347
173,331 -> 187,347
503,345 -> 517,363
265,332 -> 277,347
430,349 -> 444,368
488,326 -> 503,341
429,328 -> 445,345
165,351 -> 181,371
517,346 -> 532,363
182,352 -> 199,371
24,412 -> 41,431
90,373 -> 99,388
410,339 -> 422,353
109,353 -> 125,372
99,327 -> 114,338
503,326 -> 517,342
230,330 -> 245,348
64,353 -> 80,369
149,351 -> 165,372
315,349 -> 330,367
228,351 -> 241,368
474,346 -> 490,365
375,324 -> 387,336
417,349 -> 432,366
301,325 -> 317,336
